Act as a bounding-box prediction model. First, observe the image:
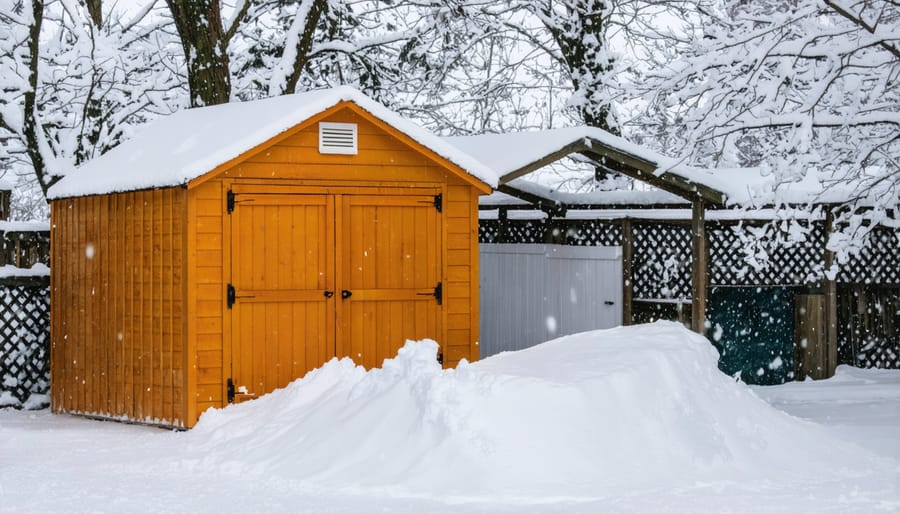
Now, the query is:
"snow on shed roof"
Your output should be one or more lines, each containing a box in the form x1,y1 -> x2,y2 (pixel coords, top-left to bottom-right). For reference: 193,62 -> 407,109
48,87 -> 497,200
447,127 -> 855,207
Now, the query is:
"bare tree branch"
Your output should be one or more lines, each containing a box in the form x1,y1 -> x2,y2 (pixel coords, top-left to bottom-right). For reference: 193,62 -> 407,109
824,0 -> 900,59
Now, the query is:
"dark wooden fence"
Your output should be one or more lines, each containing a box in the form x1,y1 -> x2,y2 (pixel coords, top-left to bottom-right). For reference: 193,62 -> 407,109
480,217 -> 900,370
0,226 -> 50,268
838,285 -> 899,368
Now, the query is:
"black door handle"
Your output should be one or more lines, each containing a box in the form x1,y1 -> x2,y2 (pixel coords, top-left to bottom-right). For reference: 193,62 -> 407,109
323,290 -> 334,298
341,290 -> 352,299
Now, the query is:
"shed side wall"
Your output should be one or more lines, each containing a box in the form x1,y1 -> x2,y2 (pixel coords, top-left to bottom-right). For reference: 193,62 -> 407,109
50,188 -> 187,426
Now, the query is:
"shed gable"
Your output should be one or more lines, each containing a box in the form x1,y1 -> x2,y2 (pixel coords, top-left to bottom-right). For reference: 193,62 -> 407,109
189,102 -> 492,192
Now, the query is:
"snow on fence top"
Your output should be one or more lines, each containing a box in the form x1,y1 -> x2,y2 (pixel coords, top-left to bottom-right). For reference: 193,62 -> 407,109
48,87 -> 498,200
0,263 -> 50,278
449,127 -> 857,207
0,220 -> 50,232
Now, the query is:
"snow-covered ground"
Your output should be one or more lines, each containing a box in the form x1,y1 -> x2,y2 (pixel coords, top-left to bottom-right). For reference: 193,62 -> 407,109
1,322 -> 898,513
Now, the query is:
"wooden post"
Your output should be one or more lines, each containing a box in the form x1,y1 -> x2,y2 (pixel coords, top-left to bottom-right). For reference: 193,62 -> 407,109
622,218 -> 633,325
691,200 -> 708,335
0,186 -> 10,221
823,210 -> 838,377
0,185 -> 9,267
794,294 -> 825,380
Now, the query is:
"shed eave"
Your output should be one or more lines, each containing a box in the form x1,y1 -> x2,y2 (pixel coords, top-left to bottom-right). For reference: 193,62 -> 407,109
47,182 -> 188,202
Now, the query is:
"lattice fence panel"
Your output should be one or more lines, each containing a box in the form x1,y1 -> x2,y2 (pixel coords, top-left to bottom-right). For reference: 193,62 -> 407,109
478,219 -> 548,244
709,223 -> 825,286
505,220 -> 546,244
561,221 -> 622,246
480,218 -> 898,289
479,220 -> 501,243
0,282 -> 51,409
838,228 -> 900,285
479,219 -> 623,246
633,223 -> 692,300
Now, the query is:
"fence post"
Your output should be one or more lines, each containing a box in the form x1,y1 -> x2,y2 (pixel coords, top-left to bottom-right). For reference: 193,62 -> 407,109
622,218 -> 633,325
823,210 -> 838,378
0,182 -> 10,221
691,200 -> 709,335
0,182 -> 9,267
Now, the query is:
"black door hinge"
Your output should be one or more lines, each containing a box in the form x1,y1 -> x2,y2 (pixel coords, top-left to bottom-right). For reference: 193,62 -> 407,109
227,284 -> 236,309
433,193 -> 442,213
227,378 -> 235,403
226,189 -> 235,214
417,282 -> 442,305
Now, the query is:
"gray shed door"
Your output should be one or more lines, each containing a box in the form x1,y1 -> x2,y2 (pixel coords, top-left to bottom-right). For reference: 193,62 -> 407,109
479,244 -> 623,357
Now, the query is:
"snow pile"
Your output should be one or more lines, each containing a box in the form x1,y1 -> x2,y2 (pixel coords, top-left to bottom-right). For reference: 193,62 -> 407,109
186,322 -> 873,500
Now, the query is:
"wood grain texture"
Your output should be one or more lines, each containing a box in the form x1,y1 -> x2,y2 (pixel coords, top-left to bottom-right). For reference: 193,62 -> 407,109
50,188 -> 187,427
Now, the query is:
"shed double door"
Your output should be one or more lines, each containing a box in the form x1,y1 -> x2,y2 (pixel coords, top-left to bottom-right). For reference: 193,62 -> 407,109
228,188 -> 442,401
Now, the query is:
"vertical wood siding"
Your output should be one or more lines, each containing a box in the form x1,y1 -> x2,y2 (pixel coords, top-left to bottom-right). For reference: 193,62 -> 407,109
338,193 -> 442,369
50,188 -> 187,426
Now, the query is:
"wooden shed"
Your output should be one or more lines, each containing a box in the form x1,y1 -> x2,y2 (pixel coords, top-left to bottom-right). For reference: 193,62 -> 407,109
48,87 -> 495,428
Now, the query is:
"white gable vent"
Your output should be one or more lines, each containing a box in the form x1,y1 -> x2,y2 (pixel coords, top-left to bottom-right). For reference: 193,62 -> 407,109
318,122 -> 358,155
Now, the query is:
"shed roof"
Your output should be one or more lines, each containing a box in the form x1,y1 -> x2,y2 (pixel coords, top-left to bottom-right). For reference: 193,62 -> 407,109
448,127 -> 855,208
48,87 -> 498,200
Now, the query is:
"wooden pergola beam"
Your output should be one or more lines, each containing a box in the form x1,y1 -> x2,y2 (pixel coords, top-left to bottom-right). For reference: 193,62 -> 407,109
579,148 -> 726,206
495,184 -> 567,216
497,140 -> 595,185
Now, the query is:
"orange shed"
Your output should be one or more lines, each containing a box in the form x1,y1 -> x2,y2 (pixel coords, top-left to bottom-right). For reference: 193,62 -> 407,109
48,87 -> 495,428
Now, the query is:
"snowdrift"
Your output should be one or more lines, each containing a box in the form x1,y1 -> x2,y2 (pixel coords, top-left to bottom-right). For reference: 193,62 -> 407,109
188,321 -> 869,500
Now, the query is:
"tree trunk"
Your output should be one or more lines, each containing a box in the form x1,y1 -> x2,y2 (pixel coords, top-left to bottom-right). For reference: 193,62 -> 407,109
22,0 -> 57,197
166,0 -> 231,107
540,0 -> 619,182
282,0 -> 329,95
543,0 -> 616,133
83,0 -> 102,27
